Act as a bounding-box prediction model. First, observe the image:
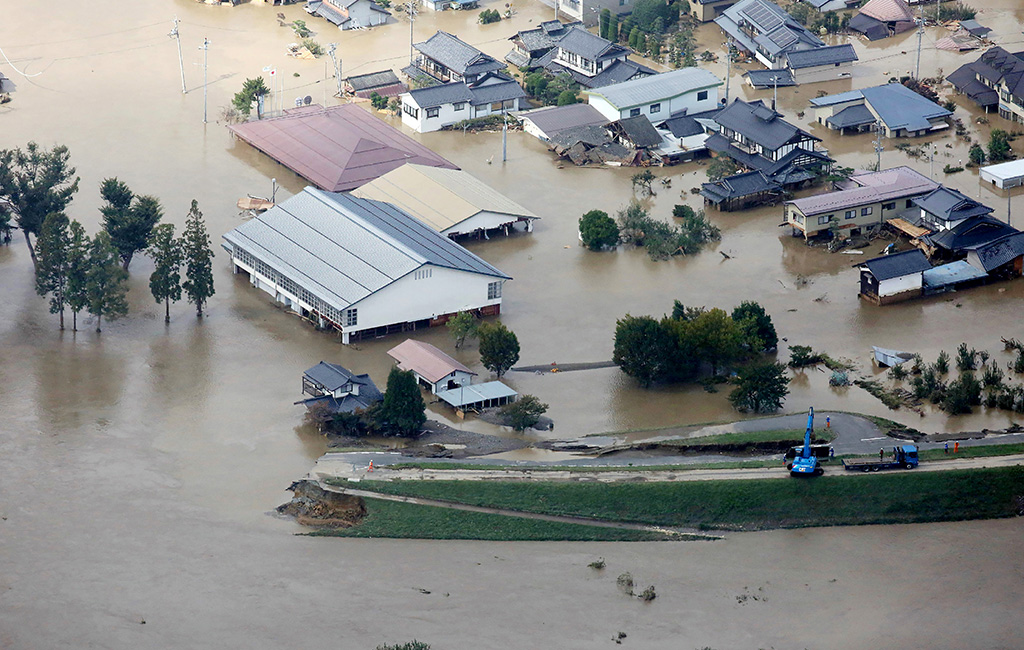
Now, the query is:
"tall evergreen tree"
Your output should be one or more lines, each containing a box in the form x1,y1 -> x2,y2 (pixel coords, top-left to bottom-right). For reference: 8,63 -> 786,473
377,367 -> 426,437
0,142 -> 80,269
66,220 -> 91,332
100,178 -> 163,270
147,223 -> 183,324
34,212 -> 71,329
599,8 -> 611,39
181,200 -> 215,317
86,231 -> 129,333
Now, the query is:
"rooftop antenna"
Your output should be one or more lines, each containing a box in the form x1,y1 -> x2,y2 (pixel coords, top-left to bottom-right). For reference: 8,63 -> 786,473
169,16 -> 186,94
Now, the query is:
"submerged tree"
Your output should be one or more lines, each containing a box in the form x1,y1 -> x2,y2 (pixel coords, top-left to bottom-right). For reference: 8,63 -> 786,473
377,367 -> 426,437
579,209 -> 620,251
100,178 -> 163,270
147,223 -> 183,324
478,321 -> 520,378
34,212 -> 71,329
501,394 -> 548,432
86,231 -> 129,333
182,200 -> 215,317
232,77 -> 271,117
729,362 -> 790,413
0,142 -> 80,269
613,314 -> 673,388
447,310 -> 479,349
66,220 -> 91,332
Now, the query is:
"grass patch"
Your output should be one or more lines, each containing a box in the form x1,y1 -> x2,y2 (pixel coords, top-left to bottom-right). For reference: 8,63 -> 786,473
917,443 -> 1024,462
660,428 -> 834,447
854,378 -> 905,410
348,466 -> 1024,531
307,498 -> 672,541
384,459 -> 787,472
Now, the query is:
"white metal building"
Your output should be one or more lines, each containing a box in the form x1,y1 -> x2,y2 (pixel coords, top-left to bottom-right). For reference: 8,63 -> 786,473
351,164 -> 539,238
222,188 -> 511,344
583,68 -> 723,122
981,159 -> 1024,189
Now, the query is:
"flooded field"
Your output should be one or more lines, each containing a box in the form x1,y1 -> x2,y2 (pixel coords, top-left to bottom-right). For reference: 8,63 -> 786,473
2,0 -> 1024,647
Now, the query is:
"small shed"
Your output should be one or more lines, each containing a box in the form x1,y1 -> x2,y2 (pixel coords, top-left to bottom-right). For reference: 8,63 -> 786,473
922,260 -> 988,294
980,159 -> 1024,190
345,70 -> 408,99
859,249 -> 931,304
958,19 -> 991,38
436,381 -> 517,416
872,346 -> 914,367
966,232 -> 1024,277
388,339 -> 476,394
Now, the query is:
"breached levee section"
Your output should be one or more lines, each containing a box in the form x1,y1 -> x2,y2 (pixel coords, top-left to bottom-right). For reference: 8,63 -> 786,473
277,480 -> 366,528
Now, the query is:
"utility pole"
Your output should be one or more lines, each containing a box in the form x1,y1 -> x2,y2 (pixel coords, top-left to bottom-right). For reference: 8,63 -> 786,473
1009,191 -> 1012,228
199,37 -> 209,124
169,16 -> 186,94
407,0 -> 417,66
724,40 -> 732,104
772,74 -> 778,112
914,19 -> 923,79
502,106 -> 507,162
327,43 -> 342,98
874,119 -> 884,171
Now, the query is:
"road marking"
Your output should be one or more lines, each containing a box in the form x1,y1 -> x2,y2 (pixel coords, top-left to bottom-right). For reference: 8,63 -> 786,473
861,436 -> 888,441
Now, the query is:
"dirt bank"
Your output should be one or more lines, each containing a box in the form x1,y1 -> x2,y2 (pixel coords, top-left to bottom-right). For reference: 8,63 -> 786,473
325,419 -> 531,458
593,435 -> 832,458
277,480 -> 366,528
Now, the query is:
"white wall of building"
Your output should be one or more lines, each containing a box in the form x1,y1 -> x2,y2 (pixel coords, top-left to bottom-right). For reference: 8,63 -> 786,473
878,273 -> 923,297
587,86 -> 719,121
342,2 -> 388,29
402,95 -> 521,133
792,61 -> 853,85
442,210 -> 530,237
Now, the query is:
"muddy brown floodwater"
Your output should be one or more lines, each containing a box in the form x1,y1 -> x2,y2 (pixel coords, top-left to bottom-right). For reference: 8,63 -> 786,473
1,0 -> 1023,647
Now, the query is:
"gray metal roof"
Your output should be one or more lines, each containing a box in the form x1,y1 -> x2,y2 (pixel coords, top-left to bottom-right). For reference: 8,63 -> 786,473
583,68 -> 722,109
786,166 -> 936,217
809,89 -> 863,107
518,103 -> 610,138
406,75 -> 525,108
436,381 -> 517,408
414,31 -> 504,76
407,82 -> 474,108
222,188 -> 509,312
785,43 -> 858,68
826,104 -> 875,129
556,27 -> 623,60
860,83 -> 951,132
743,69 -> 795,88
467,77 -> 527,106
967,232 -> 1024,272
862,249 -> 931,281
923,260 -> 987,288
912,187 -> 993,223
346,70 -> 401,92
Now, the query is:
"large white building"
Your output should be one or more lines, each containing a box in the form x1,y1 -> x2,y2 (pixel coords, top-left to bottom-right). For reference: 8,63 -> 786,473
583,68 -> 722,122
222,188 -> 510,344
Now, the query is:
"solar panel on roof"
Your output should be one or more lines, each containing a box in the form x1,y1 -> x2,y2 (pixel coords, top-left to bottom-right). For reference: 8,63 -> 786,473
768,27 -> 798,49
742,0 -> 783,32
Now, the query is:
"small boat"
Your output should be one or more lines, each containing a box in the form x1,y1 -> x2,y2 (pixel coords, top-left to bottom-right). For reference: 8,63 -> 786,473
237,196 -> 274,213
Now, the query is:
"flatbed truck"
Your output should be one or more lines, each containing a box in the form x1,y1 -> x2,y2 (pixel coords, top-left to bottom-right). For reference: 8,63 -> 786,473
843,445 -> 919,472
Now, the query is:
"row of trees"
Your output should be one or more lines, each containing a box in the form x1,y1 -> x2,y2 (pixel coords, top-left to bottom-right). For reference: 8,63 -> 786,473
579,202 -> 721,260
33,201 -> 215,331
521,71 -> 579,107
0,142 -> 215,332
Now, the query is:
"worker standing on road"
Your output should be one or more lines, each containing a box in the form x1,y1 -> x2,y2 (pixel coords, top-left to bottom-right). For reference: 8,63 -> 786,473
826,416 -> 831,430
879,448 -> 884,461
829,447 -> 835,460
954,441 -> 960,453
945,442 -> 949,454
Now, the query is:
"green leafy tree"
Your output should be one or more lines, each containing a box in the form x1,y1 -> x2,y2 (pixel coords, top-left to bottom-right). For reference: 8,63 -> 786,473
100,178 -> 163,270
0,142 -> 80,269
729,362 -> 790,413
935,350 -> 950,374
687,308 -> 743,375
291,19 -> 312,37
377,367 -> 426,436
731,301 -> 778,352
86,231 -> 129,333
478,8 -> 502,23
147,223 -> 182,324
628,26 -> 641,50
447,311 -> 479,349
369,91 -> 388,110
34,212 -> 71,329
478,321 -> 520,377
608,14 -> 619,42
968,143 -> 986,166
65,220 -> 90,332
706,156 -> 740,181
599,8 -> 611,39
988,129 -> 1012,162
232,77 -> 271,117
500,395 -> 548,431
613,315 -> 673,387
556,89 -> 579,106
181,200 -> 215,317
579,209 -> 619,250
631,0 -> 677,33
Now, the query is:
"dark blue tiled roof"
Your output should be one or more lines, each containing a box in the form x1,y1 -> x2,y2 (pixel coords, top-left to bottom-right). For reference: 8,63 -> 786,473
863,249 -> 931,281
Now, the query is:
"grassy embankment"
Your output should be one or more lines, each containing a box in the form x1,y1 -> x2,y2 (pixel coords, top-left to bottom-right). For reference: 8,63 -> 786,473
335,466 -> 1024,532
308,498 -> 674,541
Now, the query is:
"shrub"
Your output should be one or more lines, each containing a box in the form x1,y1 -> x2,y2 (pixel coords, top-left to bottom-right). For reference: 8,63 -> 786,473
935,350 -> 950,374
789,345 -> 825,368
956,342 -> 977,372
500,395 -> 548,431
291,19 -> 312,37
889,364 -> 907,380
478,8 -> 501,23
579,209 -> 619,250
302,38 -> 324,56
369,91 -> 388,110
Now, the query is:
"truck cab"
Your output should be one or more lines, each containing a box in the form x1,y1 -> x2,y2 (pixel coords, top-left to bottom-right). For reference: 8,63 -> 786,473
897,445 -> 919,468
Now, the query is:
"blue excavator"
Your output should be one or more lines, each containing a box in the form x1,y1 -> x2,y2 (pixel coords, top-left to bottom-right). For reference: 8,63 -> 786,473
790,407 -> 824,477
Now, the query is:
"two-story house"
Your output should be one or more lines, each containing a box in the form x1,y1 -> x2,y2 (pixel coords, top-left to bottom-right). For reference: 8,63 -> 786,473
297,361 -> 383,416
715,0 -> 825,70
913,187 -> 994,232
948,47 -> 1024,124
304,0 -> 390,30
544,26 -> 655,89
583,68 -> 723,121
400,72 -> 527,133
407,31 -> 506,85
505,20 -> 582,69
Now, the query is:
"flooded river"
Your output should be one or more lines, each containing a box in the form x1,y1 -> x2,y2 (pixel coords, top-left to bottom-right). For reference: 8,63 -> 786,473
1,0 -> 1023,647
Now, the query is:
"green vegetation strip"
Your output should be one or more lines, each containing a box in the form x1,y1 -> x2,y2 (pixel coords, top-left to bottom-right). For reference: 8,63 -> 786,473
916,443 -> 1024,461
385,459 -> 783,472
344,466 -> 1024,531
307,498 -> 672,541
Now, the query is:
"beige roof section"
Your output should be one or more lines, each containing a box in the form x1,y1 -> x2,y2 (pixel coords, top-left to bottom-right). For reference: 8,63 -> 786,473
351,164 -> 540,233
859,0 -> 914,23
387,339 -> 477,384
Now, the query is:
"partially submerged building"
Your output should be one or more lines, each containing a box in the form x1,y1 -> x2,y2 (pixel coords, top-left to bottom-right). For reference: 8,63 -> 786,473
387,339 -> 476,393
809,83 -> 952,137
399,73 -> 527,133
405,31 -> 506,86
849,0 -> 915,41
784,166 -> 937,239
227,104 -> 457,192
296,361 -> 383,416
582,68 -> 722,122
222,188 -> 510,343
518,103 -> 610,141
859,249 -> 932,304
344,70 -> 407,99
782,44 -> 857,85
947,47 -> 1024,122
913,186 -> 994,232
304,0 -> 390,29
351,164 -> 539,238
981,159 -> 1024,189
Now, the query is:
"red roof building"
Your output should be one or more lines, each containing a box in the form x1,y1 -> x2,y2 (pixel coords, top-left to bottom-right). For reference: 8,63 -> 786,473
228,104 -> 458,192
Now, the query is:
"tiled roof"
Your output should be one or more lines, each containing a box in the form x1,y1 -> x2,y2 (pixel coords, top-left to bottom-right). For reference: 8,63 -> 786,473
545,59 -> 654,89
518,103 -> 610,138
701,170 -> 781,202
785,43 -> 858,69
913,186 -> 993,223
967,232 -> 1024,271
714,99 -> 817,151
414,31 -> 504,76
583,68 -> 722,109
862,249 -> 931,281
859,0 -> 913,23
848,13 -> 889,40
556,27 -> 624,60
786,166 -> 936,217
612,115 -> 663,148
346,70 -> 401,92
924,215 -> 1020,252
